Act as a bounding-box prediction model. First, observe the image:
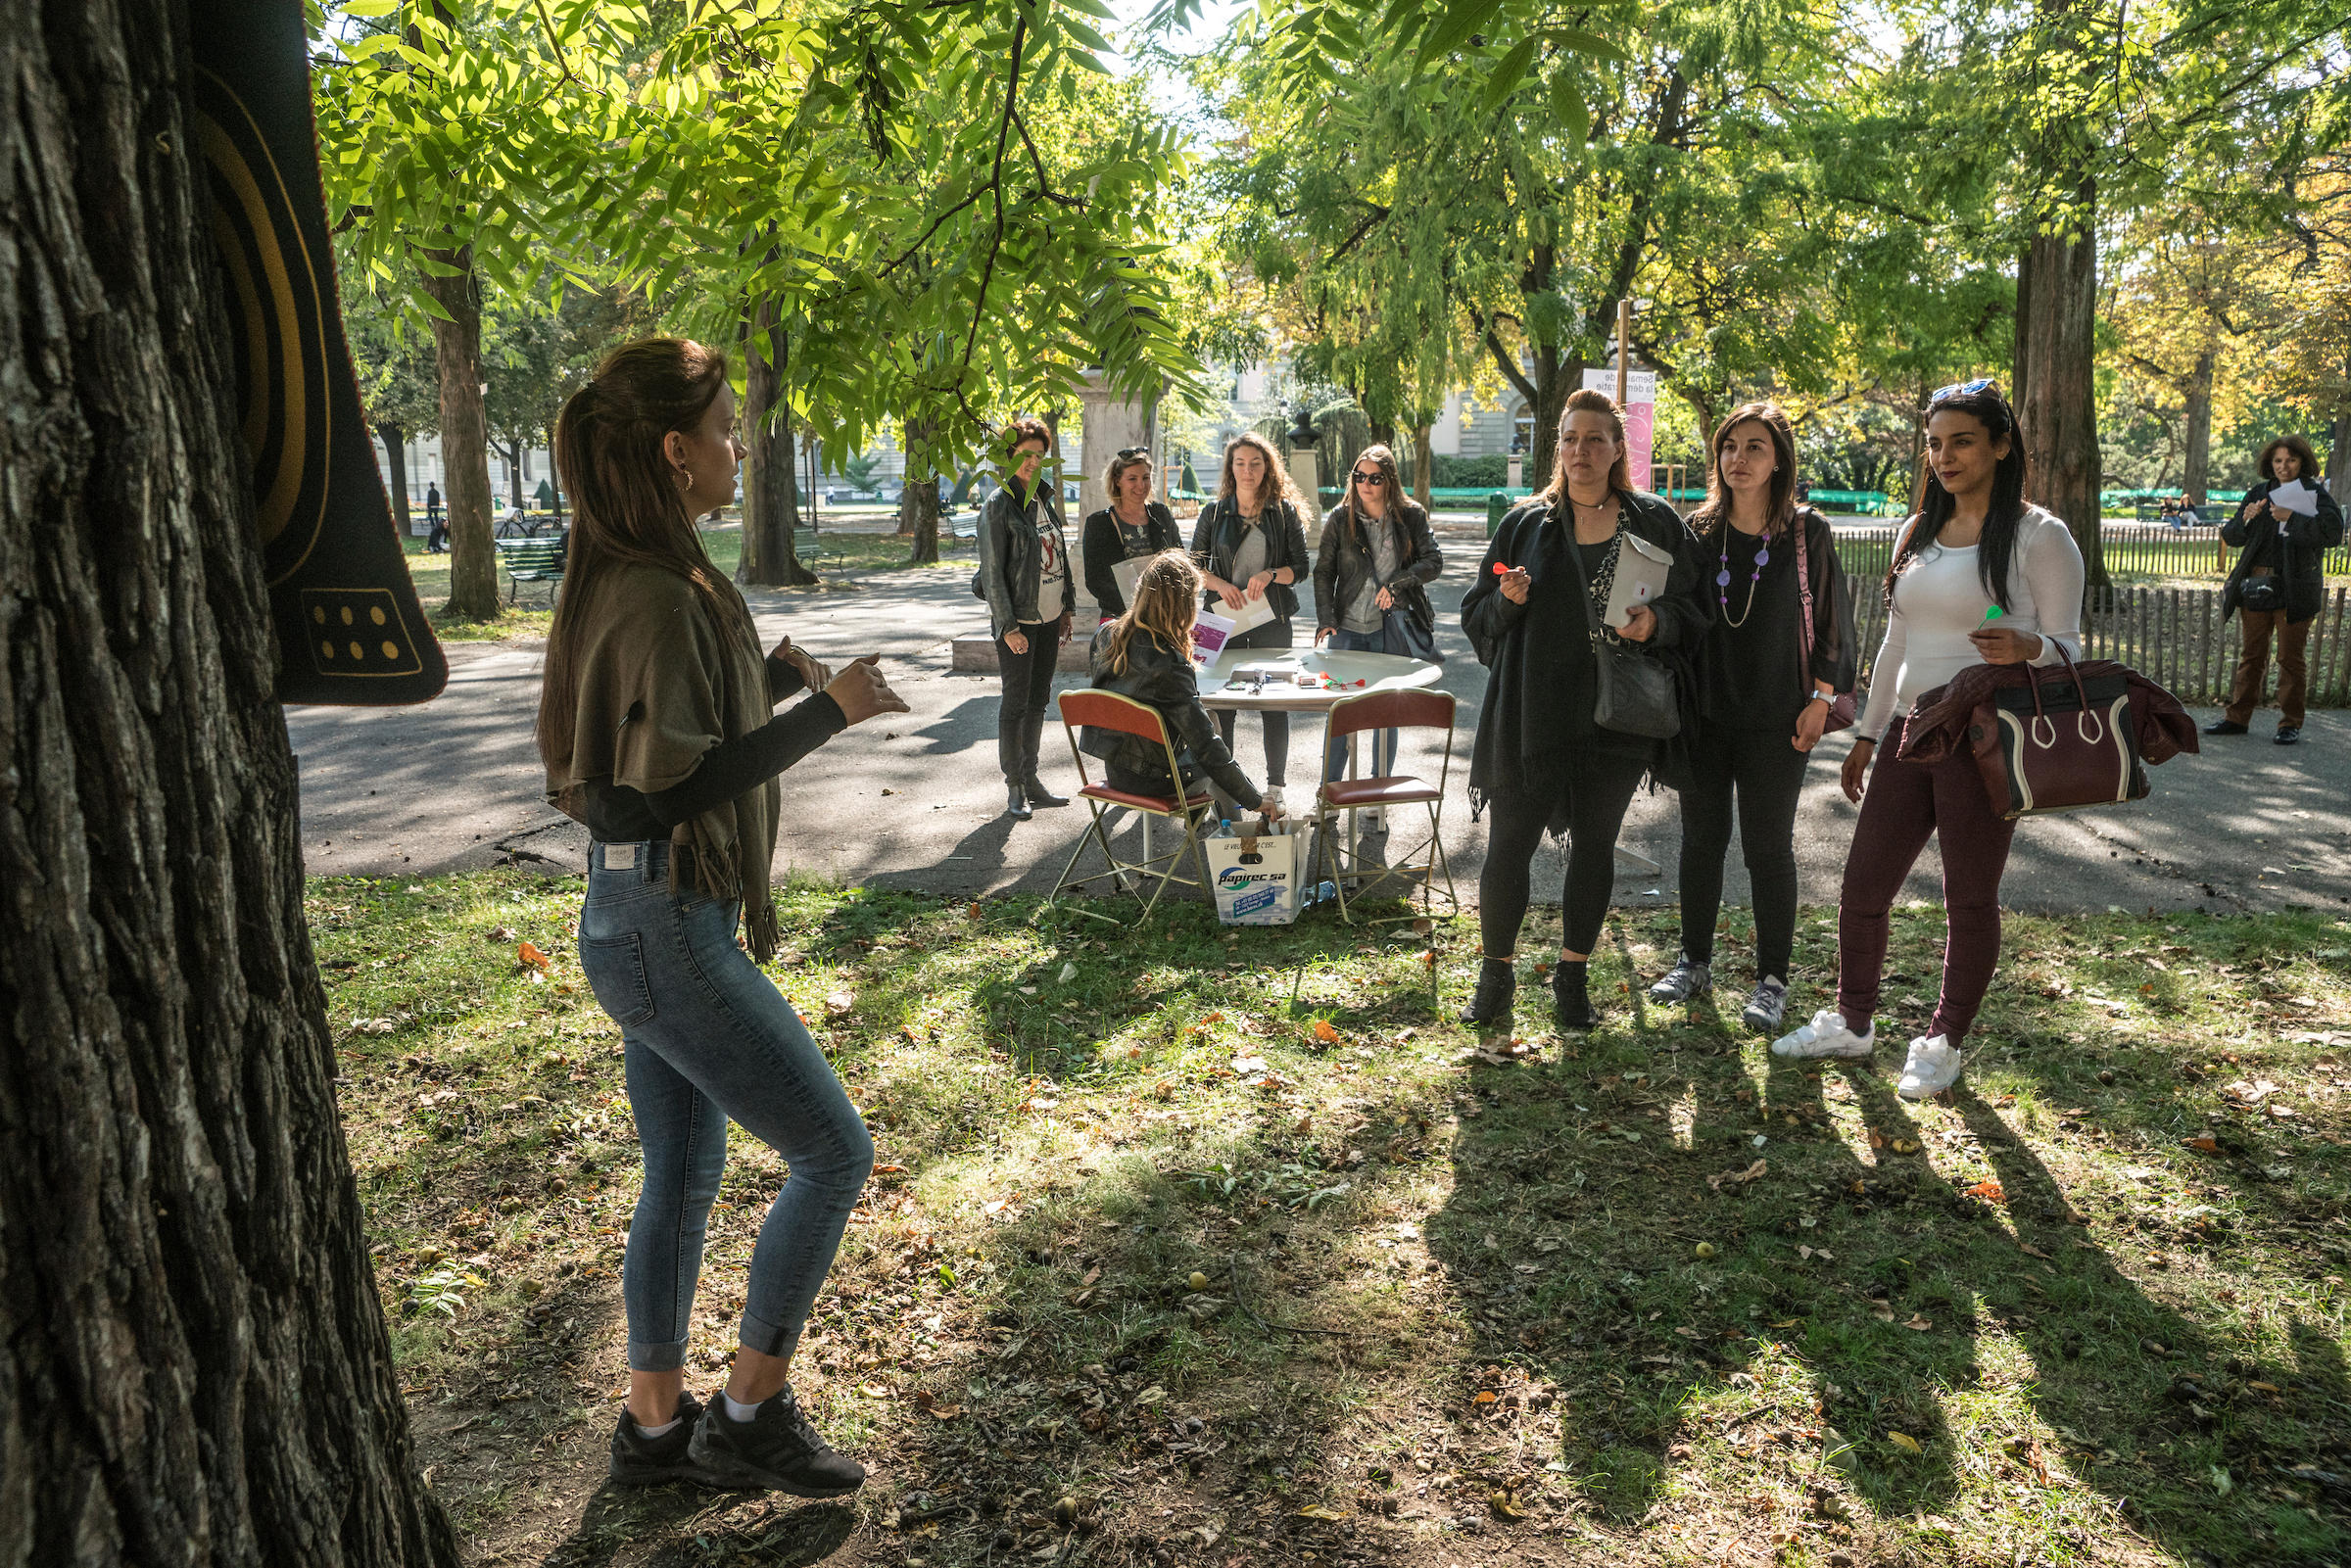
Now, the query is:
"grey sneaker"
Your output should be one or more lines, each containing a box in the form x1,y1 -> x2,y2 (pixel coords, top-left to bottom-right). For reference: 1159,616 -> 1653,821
610,1391 -> 709,1487
1647,953 -> 1712,1004
1741,976 -> 1791,1032
690,1389 -> 866,1497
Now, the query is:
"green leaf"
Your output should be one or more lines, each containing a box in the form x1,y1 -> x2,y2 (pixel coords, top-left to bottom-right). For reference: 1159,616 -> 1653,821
1412,0 -> 1504,71
1549,71 -> 1588,144
1542,25 -> 1627,62
1482,35 -> 1536,114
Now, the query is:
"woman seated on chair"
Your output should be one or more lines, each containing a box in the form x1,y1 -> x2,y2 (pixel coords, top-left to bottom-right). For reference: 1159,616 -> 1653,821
1080,549 -> 1283,824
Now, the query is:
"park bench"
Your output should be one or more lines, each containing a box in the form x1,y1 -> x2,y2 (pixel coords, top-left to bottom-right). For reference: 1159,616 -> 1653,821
495,535 -> 566,605
792,528 -> 844,571
951,509 -> 980,541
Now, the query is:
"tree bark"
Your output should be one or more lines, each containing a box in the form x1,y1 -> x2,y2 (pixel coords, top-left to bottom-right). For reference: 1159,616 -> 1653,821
420,249 -> 498,618
1,8 -> 459,1565
2016,183 -> 2106,593
1412,421 -> 1433,512
736,298 -> 814,587
377,422 -> 412,537
2181,348 -> 2216,507
900,415 -> 941,565
2329,408 -> 2350,507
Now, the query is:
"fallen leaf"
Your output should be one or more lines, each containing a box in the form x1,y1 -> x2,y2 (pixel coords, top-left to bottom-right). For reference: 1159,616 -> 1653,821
516,941 -> 551,969
1964,1180 -> 2006,1204
1295,1504 -> 1345,1521
1313,1019 -> 1340,1044
1887,1431 -> 1923,1453
2183,1136 -> 2221,1154
825,990 -> 855,1017
2019,1242 -> 2052,1259
926,1403 -> 963,1420
1473,1390 -> 1499,1405
1903,1313 -> 1933,1332
1707,1159 -> 1768,1192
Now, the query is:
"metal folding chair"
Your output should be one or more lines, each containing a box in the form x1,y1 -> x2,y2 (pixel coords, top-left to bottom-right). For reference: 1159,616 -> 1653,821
1047,690 -> 1216,925
1312,688 -> 1460,925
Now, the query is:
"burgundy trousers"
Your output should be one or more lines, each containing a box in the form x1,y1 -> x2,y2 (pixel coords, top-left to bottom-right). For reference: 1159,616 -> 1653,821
1836,747 -> 2017,1046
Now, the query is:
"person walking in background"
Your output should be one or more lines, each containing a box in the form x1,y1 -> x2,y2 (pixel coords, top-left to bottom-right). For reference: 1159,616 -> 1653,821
977,418 -> 1077,820
1652,403 -> 1854,1033
1459,390 -> 1711,1030
2206,434 -> 2344,746
1082,549 -> 1284,822
1081,447 -> 1184,621
1774,381 -> 2082,1100
536,337 -> 907,1495
1189,431 -> 1312,816
1313,443 -> 1443,809
425,480 -> 447,553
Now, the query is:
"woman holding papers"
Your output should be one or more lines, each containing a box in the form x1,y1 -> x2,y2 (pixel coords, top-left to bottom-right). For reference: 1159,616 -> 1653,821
2207,434 -> 2343,746
1189,432 -> 1312,815
1651,403 -> 1853,1033
1772,381 -> 2081,1101
1313,444 -> 1444,792
1082,447 -> 1185,620
1460,389 -> 1710,1030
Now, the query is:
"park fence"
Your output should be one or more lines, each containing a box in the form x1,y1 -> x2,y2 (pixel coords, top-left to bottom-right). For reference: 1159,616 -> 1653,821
1846,581 -> 2351,709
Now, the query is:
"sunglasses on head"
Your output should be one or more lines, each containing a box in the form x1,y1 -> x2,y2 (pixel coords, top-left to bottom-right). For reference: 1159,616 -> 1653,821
1351,469 -> 1386,485
1116,447 -> 1150,459
1929,377 -> 2000,406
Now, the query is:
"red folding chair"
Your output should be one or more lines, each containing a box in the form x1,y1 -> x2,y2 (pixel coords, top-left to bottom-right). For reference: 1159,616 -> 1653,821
1047,690 -> 1216,925
1313,688 -> 1460,925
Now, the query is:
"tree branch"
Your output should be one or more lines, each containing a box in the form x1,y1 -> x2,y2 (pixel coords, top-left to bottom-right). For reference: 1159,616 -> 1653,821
1470,306 -> 1538,406
957,15 -> 1027,394
1012,108 -> 1086,209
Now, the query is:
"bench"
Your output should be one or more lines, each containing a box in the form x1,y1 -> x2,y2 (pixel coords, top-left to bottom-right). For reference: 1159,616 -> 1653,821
792,528 -> 844,570
951,510 -> 980,541
495,536 -> 566,604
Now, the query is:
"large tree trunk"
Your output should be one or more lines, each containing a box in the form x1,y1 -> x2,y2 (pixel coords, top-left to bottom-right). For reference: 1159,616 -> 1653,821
2328,407 -> 2350,507
420,249 -> 498,619
377,421 -> 412,537
1412,421 -> 1433,512
1,8 -> 458,1566
1524,356 -> 1570,494
900,414 -> 941,565
2016,185 -> 2106,593
737,298 -> 815,587
2181,349 -> 2216,507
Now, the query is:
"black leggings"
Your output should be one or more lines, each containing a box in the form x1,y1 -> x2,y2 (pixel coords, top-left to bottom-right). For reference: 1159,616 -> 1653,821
1478,751 -> 1651,958
995,624 -> 1057,783
1210,617 -> 1294,786
1674,726 -> 1811,980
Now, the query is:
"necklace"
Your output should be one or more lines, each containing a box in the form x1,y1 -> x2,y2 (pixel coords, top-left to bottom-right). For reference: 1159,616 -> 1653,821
1717,523 -> 1770,627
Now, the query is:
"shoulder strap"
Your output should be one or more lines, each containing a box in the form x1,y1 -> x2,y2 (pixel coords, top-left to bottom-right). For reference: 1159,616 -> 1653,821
1559,530 -> 1608,648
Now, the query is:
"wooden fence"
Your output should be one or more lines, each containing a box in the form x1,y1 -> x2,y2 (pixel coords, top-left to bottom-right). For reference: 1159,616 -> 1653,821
1846,582 -> 2351,708
1831,523 -> 2351,586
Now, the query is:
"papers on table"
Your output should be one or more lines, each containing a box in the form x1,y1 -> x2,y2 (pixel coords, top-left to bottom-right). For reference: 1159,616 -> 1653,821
2270,480 -> 2320,518
1604,529 -> 1676,631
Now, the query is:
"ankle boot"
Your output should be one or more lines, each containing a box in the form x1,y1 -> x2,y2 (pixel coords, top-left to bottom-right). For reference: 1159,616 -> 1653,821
1459,958 -> 1517,1024
1552,960 -> 1602,1030
1005,783 -> 1032,821
1024,775 -> 1070,808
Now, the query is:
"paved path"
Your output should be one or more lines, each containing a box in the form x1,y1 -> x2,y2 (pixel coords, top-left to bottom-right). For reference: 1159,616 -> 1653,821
290,527 -> 2348,924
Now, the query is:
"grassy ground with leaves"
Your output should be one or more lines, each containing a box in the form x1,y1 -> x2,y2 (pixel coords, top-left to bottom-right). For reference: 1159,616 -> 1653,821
316,869 -> 2351,1568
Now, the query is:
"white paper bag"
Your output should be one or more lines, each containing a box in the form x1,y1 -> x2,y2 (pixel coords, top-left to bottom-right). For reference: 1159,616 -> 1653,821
1204,820 -> 1310,926
1603,529 -> 1676,631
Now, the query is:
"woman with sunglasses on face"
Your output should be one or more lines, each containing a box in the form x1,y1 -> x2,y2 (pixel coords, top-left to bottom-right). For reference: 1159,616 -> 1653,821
1082,447 -> 1186,621
1650,404 -> 1854,1032
1772,380 -> 2082,1100
1460,389 -> 1711,1029
1312,445 -> 1444,799
1189,431 -> 1313,816
977,417 -> 1077,821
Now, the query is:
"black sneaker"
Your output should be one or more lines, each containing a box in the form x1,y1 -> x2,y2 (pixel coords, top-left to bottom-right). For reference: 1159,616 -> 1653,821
1647,953 -> 1712,1004
690,1389 -> 866,1497
1459,959 -> 1516,1024
1553,966 -> 1603,1031
2276,726 -> 2302,745
610,1390 -> 710,1487
2202,718 -> 2247,736
1741,976 -> 1791,1032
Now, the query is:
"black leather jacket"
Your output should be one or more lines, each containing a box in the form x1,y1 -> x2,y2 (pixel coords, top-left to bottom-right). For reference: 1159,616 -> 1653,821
1081,501 -> 1186,618
1188,497 -> 1312,622
2223,478 -> 2345,624
1079,624 -> 1261,809
975,479 -> 1074,636
1313,499 -> 1443,635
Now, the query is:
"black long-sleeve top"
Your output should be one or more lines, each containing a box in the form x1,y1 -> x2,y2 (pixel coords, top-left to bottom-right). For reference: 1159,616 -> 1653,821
581,654 -> 844,842
1080,501 -> 1186,617
1692,506 -> 1856,734
2222,478 -> 2346,624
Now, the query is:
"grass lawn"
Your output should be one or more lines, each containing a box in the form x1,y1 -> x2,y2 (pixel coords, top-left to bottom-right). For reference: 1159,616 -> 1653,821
317,873 -> 2351,1567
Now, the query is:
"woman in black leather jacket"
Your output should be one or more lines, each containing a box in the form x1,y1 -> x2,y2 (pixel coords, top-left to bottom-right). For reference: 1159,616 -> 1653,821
1312,443 -> 1443,789
1082,448 -> 1186,620
1081,550 -> 1280,822
975,418 -> 1076,819
2206,433 -> 2346,746
1187,432 -> 1312,814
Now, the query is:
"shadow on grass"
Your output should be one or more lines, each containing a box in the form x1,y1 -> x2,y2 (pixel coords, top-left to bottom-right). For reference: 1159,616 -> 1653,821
541,1483 -> 855,1567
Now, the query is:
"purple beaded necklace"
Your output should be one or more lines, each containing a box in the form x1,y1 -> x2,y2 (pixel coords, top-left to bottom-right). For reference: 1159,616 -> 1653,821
1716,519 -> 1771,628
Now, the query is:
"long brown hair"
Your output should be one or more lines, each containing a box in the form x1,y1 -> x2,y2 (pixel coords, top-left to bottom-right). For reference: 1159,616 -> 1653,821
2258,433 -> 2321,486
1537,388 -> 1633,502
1341,443 -> 1406,546
536,337 -> 748,773
1217,431 -> 1304,517
1101,550 -> 1201,674
1688,402 -> 1799,540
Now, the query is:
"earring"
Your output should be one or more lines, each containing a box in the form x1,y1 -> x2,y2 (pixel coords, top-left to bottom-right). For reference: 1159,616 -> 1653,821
675,467 -> 696,495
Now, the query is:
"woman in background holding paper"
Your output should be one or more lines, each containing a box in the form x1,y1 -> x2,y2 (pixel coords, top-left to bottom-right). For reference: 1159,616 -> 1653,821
2207,433 -> 2343,746
1189,432 -> 1313,815
1313,443 -> 1444,799
1459,389 -> 1711,1031
1082,447 -> 1185,620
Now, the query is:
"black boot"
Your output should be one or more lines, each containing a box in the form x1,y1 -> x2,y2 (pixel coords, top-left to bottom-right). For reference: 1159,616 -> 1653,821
1553,959 -> 1602,1031
1024,775 -> 1070,807
1005,783 -> 1032,821
1459,958 -> 1517,1024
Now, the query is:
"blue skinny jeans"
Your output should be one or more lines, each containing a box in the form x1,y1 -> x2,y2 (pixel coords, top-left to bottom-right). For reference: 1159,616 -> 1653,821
576,841 -> 874,1372
1320,626 -> 1399,782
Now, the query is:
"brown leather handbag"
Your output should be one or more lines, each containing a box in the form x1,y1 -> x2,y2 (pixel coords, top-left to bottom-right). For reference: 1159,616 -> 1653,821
1968,641 -> 2149,819
1793,511 -> 1856,734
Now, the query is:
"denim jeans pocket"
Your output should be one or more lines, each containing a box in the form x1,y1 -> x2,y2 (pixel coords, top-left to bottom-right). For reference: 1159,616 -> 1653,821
580,931 -> 657,1026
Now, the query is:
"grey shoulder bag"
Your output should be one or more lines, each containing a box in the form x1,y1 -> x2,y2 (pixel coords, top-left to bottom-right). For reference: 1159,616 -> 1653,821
1564,531 -> 1680,739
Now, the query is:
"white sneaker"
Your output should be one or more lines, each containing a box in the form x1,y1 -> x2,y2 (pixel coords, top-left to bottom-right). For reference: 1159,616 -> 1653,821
1259,786 -> 1285,818
1896,1034 -> 1963,1100
1770,1009 -> 1875,1060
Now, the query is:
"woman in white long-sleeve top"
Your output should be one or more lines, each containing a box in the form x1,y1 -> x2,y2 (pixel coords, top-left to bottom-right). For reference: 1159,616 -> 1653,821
1772,381 -> 2083,1100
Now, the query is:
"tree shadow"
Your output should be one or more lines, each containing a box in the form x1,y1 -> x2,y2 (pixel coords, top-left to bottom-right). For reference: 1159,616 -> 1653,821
539,1483 -> 856,1567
